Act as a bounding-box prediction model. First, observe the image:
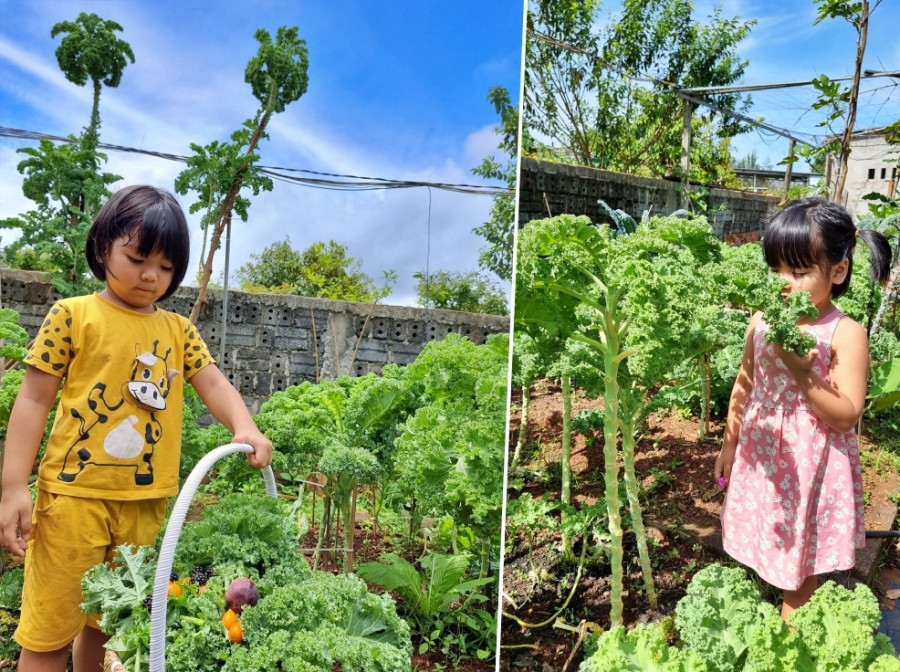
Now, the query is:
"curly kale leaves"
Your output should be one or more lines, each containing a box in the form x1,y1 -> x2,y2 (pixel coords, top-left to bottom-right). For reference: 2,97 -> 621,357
581,623 -> 708,671
226,574 -> 412,671
763,291 -> 818,356
172,493 -> 305,579
82,494 -> 413,672
670,563 -> 898,672
740,273 -> 819,356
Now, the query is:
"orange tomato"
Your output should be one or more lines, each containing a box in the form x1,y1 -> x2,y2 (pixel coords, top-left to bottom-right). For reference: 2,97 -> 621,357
221,609 -> 239,630
167,581 -> 182,598
227,620 -> 243,643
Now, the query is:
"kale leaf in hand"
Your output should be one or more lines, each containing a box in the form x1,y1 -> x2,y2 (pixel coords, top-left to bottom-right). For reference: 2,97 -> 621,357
763,291 -> 818,356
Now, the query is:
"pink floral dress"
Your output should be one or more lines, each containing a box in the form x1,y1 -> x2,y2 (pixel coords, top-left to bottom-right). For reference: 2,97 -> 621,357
720,308 -> 865,591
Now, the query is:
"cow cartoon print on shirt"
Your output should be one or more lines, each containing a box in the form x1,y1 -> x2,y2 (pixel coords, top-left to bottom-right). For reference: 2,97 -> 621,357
58,340 -> 179,485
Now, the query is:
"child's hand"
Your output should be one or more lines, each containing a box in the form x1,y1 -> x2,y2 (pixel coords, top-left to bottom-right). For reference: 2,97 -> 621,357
234,429 -> 273,469
0,486 -> 34,557
714,445 -> 736,488
773,343 -> 819,376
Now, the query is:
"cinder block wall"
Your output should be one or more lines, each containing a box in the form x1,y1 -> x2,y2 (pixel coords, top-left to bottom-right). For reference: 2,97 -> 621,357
519,157 -> 780,238
2,269 -> 510,413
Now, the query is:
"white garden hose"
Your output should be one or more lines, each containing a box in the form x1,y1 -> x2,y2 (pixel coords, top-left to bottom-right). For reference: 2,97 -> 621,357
148,443 -> 277,672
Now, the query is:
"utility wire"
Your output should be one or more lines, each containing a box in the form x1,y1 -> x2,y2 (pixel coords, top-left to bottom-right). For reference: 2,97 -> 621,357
527,30 -> 898,151
0,126 -> 512,197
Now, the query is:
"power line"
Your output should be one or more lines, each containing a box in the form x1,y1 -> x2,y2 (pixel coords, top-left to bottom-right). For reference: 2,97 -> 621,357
0,126 -> 512,197
679,71 -> 900,95
527,30 -> 898,151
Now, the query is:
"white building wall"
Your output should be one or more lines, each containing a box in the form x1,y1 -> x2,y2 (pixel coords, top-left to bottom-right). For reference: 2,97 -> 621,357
828,130 -> 899,216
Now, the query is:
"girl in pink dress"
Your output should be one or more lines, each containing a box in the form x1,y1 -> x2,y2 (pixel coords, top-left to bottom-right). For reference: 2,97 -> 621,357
715,197 -> 893,621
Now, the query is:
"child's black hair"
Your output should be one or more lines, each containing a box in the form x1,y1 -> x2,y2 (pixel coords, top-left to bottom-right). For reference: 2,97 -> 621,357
762,197 -> 892,299
86,185 -> 190,302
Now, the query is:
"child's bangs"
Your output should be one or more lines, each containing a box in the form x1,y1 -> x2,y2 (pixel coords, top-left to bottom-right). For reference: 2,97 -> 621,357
132,201 -> 189,270
762,218 -> 821,270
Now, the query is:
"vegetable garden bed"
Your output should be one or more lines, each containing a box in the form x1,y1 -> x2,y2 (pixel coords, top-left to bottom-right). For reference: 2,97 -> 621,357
499,381 -> 900,671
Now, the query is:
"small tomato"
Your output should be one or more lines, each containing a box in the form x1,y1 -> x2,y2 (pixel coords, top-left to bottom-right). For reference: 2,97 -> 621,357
167,581 -> 182,598
227,620 -> 243,643
221,609 -> 239,630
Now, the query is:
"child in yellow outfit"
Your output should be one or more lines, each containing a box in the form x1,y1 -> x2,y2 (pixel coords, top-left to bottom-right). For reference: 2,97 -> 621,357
0,185 -> 273,672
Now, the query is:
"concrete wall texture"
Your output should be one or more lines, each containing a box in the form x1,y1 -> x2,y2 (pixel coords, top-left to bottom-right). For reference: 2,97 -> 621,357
2,268 -> 510,413
518,157 -> 780,242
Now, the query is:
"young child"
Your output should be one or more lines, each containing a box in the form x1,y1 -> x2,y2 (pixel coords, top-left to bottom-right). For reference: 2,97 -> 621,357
0,185 -> 273,672
715,197 -> 892,622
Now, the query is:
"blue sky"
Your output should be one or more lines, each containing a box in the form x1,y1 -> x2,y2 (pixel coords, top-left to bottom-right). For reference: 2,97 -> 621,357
0,1 -> 525,305
717,0 -> 899,170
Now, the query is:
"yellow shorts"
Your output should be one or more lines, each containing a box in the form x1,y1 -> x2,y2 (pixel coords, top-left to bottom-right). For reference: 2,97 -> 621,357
15,491 -> 167,653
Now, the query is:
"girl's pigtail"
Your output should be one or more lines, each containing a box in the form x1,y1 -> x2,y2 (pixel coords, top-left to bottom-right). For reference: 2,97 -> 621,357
856,229 -> 893,286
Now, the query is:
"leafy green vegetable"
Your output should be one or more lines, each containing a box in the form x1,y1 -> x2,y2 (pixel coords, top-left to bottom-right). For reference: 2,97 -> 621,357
788,580 -> 898,671
674,564 -> 772,672
0,308 -> 29,363
0,567 -> 23,610
228,573 -> 412,671
763,291 -> 818,355
173,493 -> 305,579
580,623 -> 709,671
81,544 -> 156,643
82,493 -> 413,672
357,552 -> 493,632
672,563 -> 898,672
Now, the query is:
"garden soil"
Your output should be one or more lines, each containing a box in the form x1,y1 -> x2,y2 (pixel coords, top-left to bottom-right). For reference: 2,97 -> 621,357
498,380 -> 900,672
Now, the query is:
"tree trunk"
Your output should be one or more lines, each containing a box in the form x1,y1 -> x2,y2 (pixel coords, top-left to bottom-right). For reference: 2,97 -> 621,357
833,1 -> 869,202
189,110 -> 272,324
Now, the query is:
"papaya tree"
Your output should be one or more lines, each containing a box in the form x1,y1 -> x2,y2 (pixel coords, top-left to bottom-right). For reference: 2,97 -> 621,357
178,26 -> 309,324
1,12 -> 129,297
50,12 -> 135,148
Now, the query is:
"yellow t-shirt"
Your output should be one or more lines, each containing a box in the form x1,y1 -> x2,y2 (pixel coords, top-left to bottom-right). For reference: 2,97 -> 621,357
25,294 -> 213,500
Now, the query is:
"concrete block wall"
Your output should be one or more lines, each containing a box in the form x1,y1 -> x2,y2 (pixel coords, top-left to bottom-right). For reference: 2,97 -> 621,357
519,157 -> 780,237
1,269 -> 510,413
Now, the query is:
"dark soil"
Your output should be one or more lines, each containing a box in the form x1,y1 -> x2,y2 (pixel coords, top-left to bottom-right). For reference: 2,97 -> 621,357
498,379 -> 900,671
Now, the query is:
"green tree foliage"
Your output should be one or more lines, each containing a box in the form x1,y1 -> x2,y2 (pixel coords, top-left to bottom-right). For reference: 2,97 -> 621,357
236,238 -> 393,302
806,0 -> 875,201
471,86 -> 522,281
50,12 -> 135,146
525,0 -> 754,184
179,26 -> 309,323
413,269 -> 508,315
174,125 -> 273,278
1,12 -> 128,297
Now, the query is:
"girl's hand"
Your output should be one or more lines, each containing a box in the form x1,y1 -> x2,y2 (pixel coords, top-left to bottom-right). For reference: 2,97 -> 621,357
714,445 -> 736,488
773,343 -> 819,375
0,486 -> 34,557
234,428 -> 273,469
